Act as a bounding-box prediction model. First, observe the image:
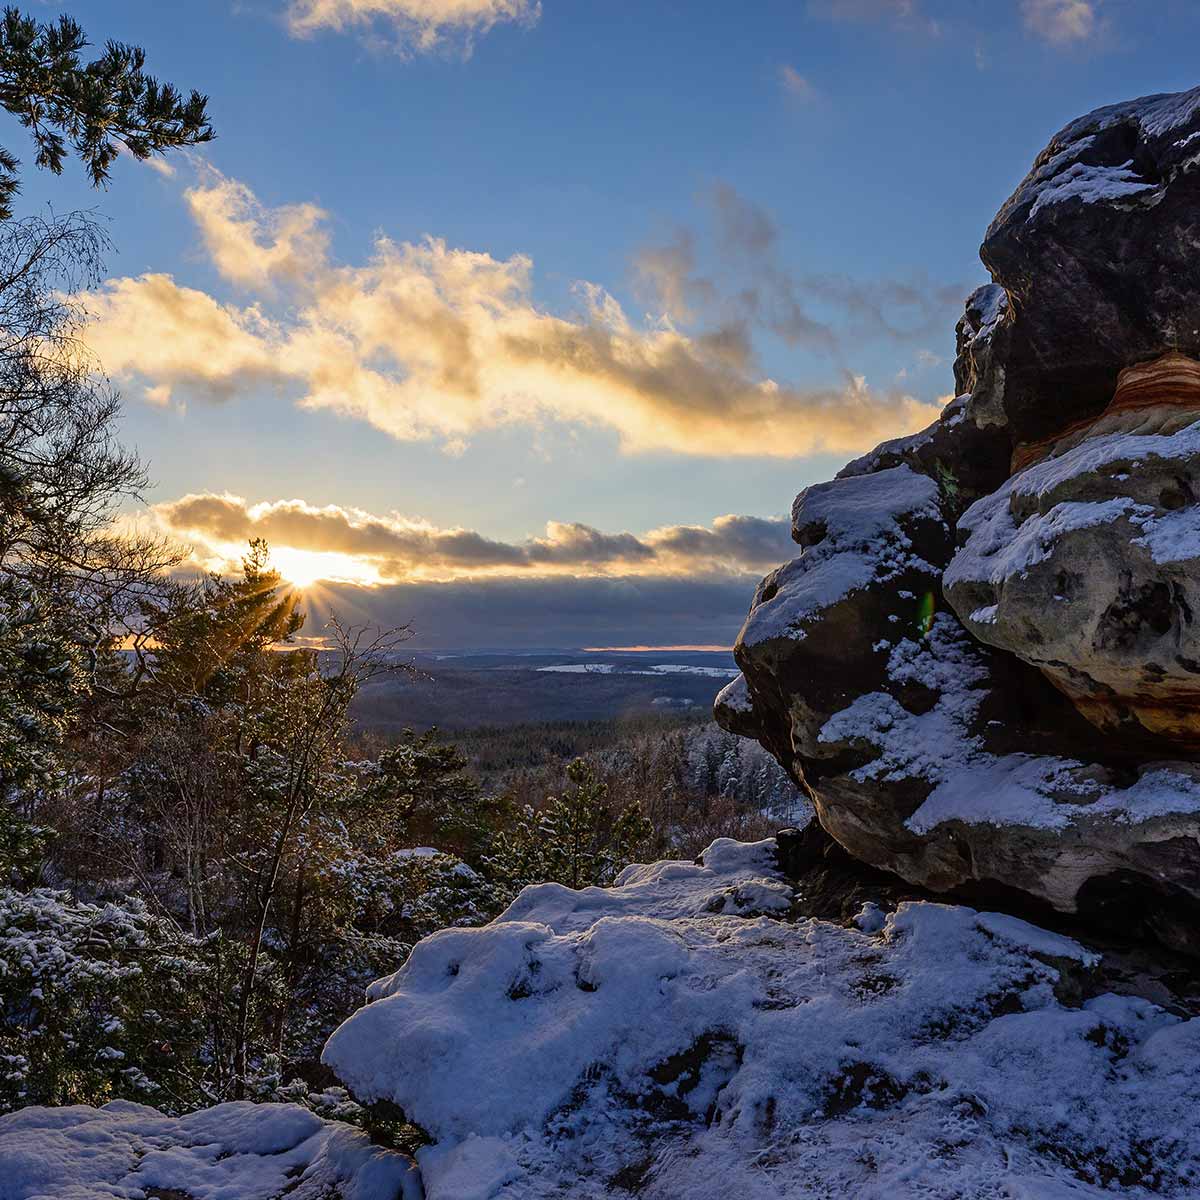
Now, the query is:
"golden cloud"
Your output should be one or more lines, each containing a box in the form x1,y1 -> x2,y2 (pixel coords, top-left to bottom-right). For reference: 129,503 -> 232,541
83,172 -> 946,458
153,492 -> 799,585
285,0 -> 540,50
1019,0 -> 1097,44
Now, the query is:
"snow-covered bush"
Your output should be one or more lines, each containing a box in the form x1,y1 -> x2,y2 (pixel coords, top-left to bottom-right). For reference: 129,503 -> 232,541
0,886 -> 210,1113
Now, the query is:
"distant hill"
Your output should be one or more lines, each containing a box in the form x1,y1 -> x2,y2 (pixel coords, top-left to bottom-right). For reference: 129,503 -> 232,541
351,649 -> 739,732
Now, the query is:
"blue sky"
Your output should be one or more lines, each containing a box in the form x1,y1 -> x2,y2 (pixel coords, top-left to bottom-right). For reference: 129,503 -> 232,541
17,0 -> 1200,643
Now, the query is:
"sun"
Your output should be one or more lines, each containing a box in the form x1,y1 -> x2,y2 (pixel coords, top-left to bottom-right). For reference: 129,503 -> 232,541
268,547 -> 382,590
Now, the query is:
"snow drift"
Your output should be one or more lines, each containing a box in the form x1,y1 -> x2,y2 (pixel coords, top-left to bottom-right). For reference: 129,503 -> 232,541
323,837 -> 1200,1199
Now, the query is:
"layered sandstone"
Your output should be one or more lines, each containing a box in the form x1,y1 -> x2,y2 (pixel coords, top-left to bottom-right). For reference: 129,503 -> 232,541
717,84 -> 1200,954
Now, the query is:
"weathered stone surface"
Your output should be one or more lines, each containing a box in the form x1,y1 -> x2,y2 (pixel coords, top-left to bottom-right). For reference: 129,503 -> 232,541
718,85 -> 1200,956
728,464 -> 950,782
1011,351 -> 1200,472
945,379 -> 1200,746
983,87 -> 1200,449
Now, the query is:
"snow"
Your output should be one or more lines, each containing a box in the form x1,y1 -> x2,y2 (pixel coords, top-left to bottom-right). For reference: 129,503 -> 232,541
1058,83 -> 1200,143
322,835 -> 1200,1199
536,663 -> 738,678
1007,86 -> 1200,224
946,419 -> 1200,589
790,463 -> 941,546
820,615 -> 1200,836
1132,501 -> 1200,564
0,1100 -> 420,1200
968,282 -> 1008,338
1009,420 -> 1200,496
741,466 -> 942,648
973,911 -> 1100,966
715,673 -> 753,714
645,663 -> 739,678
1027,158 -> 1156,220
836,418 -> 939,479
419,1136 -> 520,1200
946,495 -> 1143,588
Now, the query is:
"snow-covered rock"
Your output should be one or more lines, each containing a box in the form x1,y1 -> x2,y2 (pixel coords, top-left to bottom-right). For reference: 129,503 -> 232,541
946,360 -> 1200,746
727,465 -> 953,777
0,1100 -> 420,1200
983,83 -> 1200,452
717,83 -> 1200,954
322,837 -> 1200,1199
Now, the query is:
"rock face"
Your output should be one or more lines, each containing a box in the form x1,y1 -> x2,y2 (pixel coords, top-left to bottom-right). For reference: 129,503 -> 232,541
982,88 -> 1200,454
945,370 -> 1200,746
718,84 -> 1200,955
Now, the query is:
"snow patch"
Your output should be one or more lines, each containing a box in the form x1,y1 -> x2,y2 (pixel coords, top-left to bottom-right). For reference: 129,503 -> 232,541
741,466 -> 942,648
819,616 -> 1200,836
0,1101 -> 420,1200
322,835 -> 1200,1199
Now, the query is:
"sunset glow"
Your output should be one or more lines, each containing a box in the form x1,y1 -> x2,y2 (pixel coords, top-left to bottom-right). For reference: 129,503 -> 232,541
52,0 -> 1165,652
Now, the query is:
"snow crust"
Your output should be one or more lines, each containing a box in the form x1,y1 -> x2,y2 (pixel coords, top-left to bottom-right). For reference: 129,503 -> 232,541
946,420 -> 1200,590
1010,86 -> 1200,223
715,672 -> 753,715
965,282 -> 1008,340
0,1100 -> 420,1200
1057,84 -> 1200,143
1027,153 -> 1155,221
821,615 -> 1200,835
836,419 -> 939,479
741,466 -> 942,648
322,835 -> 1200,1199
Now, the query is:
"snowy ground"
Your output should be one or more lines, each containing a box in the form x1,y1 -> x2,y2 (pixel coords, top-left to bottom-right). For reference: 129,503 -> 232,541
14,838 -> 1200,1198
325,837 -> 1200,1200
0,1101 -> 420,1200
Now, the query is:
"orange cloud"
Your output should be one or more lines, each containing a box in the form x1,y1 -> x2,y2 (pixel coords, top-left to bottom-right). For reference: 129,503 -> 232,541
285,0 -> 540,52
151,492 -> 800,584
1020,0 -> 1097,44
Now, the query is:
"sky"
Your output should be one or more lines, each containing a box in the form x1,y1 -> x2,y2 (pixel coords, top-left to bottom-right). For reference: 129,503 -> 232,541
20,0 -> 1200,647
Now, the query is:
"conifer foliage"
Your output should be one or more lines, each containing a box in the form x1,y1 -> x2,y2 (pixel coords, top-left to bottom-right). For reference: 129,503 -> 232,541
0,7 -> 213,216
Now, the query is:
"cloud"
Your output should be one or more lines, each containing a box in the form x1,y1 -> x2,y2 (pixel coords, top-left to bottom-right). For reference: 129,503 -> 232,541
634,183 -> 965,356
185,174 -> 329,289
82,274 -> 280,401
778,65 -> 818,102
152,492 -> 799,583
84,172 -> 945,459
284,0 -> 540,52
318,574 -> 758,650
1020,0 -> 1097,44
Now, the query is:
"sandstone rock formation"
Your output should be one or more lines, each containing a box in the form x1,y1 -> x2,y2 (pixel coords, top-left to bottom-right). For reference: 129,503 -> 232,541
717,84 -> 1200,955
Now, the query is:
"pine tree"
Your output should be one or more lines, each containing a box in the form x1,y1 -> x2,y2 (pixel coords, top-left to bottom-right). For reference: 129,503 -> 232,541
0,7 -> 213,218
489,759 -> 653,899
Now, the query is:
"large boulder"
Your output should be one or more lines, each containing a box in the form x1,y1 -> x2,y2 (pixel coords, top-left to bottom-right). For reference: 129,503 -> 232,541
945,355 -> 1200,746
982,85 -> 1200,454
719,84 -> 1200,956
